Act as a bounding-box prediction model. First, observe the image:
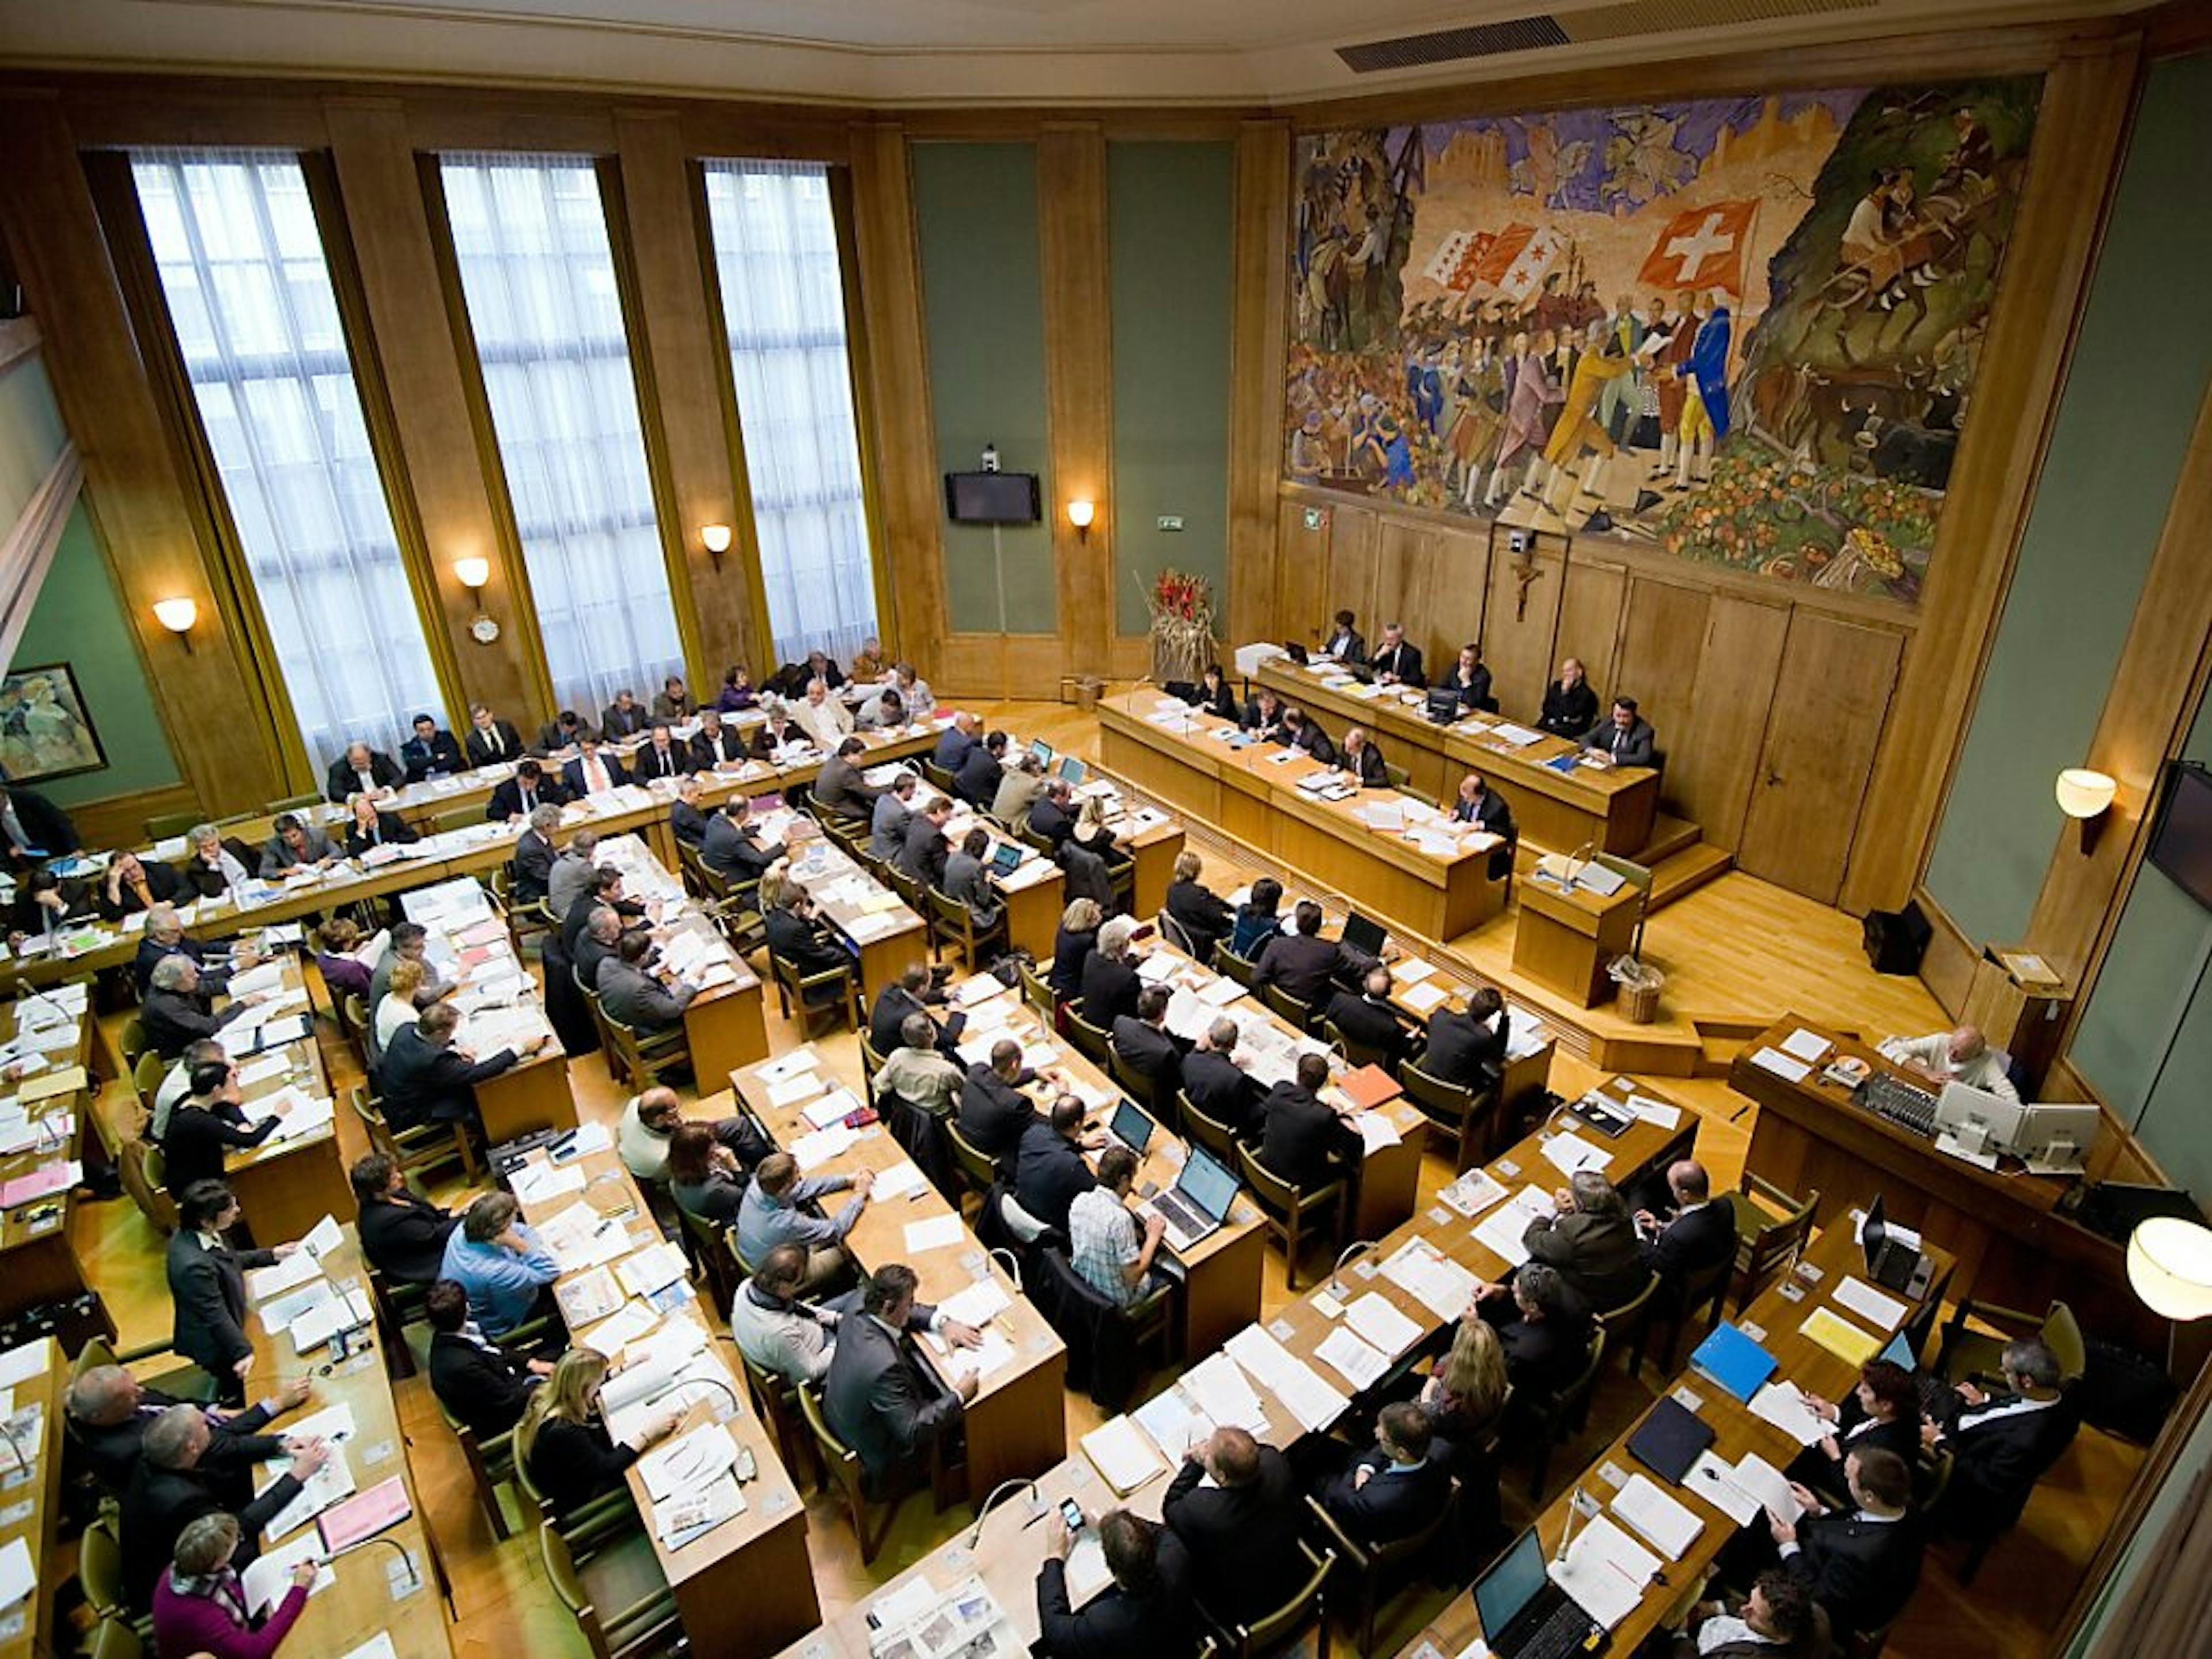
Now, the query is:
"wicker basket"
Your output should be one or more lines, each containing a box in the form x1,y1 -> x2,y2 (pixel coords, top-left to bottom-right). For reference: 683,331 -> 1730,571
1620,979 -> 1661,1024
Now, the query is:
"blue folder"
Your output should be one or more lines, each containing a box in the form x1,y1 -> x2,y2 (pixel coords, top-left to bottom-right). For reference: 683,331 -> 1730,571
1690,1322 -> 1779,1403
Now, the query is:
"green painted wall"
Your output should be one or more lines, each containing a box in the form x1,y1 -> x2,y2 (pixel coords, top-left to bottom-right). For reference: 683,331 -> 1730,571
1107,141 -> 1234,640
910,142 -> 1056,635
1924,55 -> 2212,945
8,500 -> 181,804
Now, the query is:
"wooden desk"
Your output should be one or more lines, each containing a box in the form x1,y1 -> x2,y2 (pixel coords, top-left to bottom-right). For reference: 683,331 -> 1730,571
896,777 -> 1070,961
1513,872 -> 1641,1007
730,1051 -> 1070,1494
216,961 -> 353,1247
0,998 -> 101,1328
779,835 -> 931,1001
0,1338 -> 63,1659
1397,1220 -> 1957,1659
1255,658 -> 1661,858
1730,1015 -> 2143,1347
1097,692 -> 1506,944
505,1135 -> 819,1658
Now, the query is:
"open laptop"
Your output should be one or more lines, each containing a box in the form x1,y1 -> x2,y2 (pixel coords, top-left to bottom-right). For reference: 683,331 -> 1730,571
1059,756 -> 1088,786
988,842 -> 1025,877
1283,641 -> 1310,665
1108,1100 -> 1155,1156
1146,1145 -> 1238,1250
1473,1528 -> 1606,1659
1861,1194 -> 1926,1295
1028,738 -> 1054,767
1340,910 -> 1388,963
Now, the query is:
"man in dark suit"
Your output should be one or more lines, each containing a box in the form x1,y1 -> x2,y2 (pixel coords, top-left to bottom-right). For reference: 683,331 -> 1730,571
1036,1509 -> 1190,1657
512,803 -> 560,903
868,964 -> 960,1061
378,1002 -> 546,1132
691,709 -> 749,771
1676,1571 -> 1831,1659
1317,1402 -> 1455,1546
1925,1338 -> 2078,1535
1320,609 -> 1366,664
400,713 -> 466,782
573,907 -> 628,995
600,932 -> 697,1034
1253,900 -> 1343,1007
560,866 -> 645,959
120,1404 -> 327,1611
1029,780 -> 1077,848
463,703 -> 524,768
813,736 -> 884,823
703,795 -> 786,886
1451,770 -> 1514,835
166,1182 -> 285,1404
1588,696 -> 1656,767
1110,984 -> 1190,1106
132,905 -> 240,994
1282,707 -> 1338,764
143,954 -> 261,1059
535,710 -> 594,754
1537,657 -> 1601,741
1241,688 -> 1289,743
1419,986 -> 1507,1090
954,730 -> 1008,810
821,1264 -> 982,1493
1324,963 -> 1410,1067
425,1278 -> 548,1438
1522,1171 -> 1652,1314
560,734 -> 630,797
600,688 -> 649,739
1634,1159 -> 1736,1283
323,739 -> 404,804
1767,1446 -> 1922,1638
1475,1262 -> 1592,1397
1259,1052 -> 1360,1190
488,759 -> 564,823
1013,1095 -> 1101,1232
957,1039 -> 1041,1160
1079,918 -> 1145,1028
343,796 -> 418,856
763,889 -> 855,1004
631,722 -> 690,782
669,777 -> 711,849
1163,851 -> 1233,963
65,1364 -> 311,1500
896,798 -> 954,890
1182,1017 -> 1263,1137
1162,1427 -> 1305,1628
0,782 -> 78,863
933,711 -> 980,773
1368,622 -> 1425,687
353,1152 -> 457,1285
1339,726 -> 1389,787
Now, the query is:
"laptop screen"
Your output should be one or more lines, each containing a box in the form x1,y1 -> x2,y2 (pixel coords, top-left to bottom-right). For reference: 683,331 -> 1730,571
1861,1193 -> 1888,1272
1474,1528 -> 1550,1638
1109,1100 -> 1153,1154
1175,1146 -> 1238,1221
1341,910 -> 1388,960
1028,739 -> 1053,766
1059,757 -> 1087,786
990,843 -> 1024,876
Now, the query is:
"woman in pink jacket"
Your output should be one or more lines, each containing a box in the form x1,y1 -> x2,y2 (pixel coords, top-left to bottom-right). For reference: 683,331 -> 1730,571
151,1512 -> 314,1659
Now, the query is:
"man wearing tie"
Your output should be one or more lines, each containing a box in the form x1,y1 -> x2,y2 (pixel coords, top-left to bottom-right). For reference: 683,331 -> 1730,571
322,740 -> 403,805
632,723 -> 688,782
1368,622 -> 1425,687
487,758 -> 565,823
399,714 -> 466,782
821,1263 -> 984,1494
562,735 -> 628,798
1586,696 -> 1656,767
463,703 -> 524,768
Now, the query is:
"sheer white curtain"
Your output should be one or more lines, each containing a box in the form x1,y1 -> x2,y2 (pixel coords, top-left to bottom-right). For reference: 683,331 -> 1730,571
131,149 -> 442,768
702,160 -> 878,667
438,153 -> 682,718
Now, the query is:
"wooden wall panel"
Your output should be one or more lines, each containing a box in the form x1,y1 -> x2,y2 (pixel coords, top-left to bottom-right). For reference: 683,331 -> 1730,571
1373,517 -> 1431,653
1671,594 -> 1790,850
1612,575 -> 1711,809
1429,518 -> 1491,669
1039,124 -> 1114,679
1275,501 -> 1327,650
1482,540 -> 1565,724
1322,503 -> 1381,642
1554,558 -> 1626,695
1226,120 -> 1291,650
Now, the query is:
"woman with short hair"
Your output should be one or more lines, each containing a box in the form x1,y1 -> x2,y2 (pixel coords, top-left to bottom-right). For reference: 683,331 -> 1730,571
151,1510 -> 314,1659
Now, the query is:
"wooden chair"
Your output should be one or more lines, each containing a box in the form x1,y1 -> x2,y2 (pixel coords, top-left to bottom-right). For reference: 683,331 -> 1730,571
1107,1044 -> 1162,1116
732,1338 -> 818,1491
925,884 -> 1007,969
1724,1175 -> 1818,1312
143,811 -> 197,841
1321,1016 -> 1399,1077
1590,851 -> 1654,960
1397,1056 -> 1495,1172
1177,1089 -> 1240,1165
88,1616 -> 143,1659
1212,940 -> 1259,991
857,1032 -> 889,1090
437,1397 -> 518,1541
78,1514 -> 141,1631
944,1117 -> 1000,1206
1305,1482 -> 1459,1656
1521,1328 -> 1607,1498
512,1431 -> 639,1561
1640,1251 -> 1734,1377
116,1132 -> 179,1237
768,949 -> 863,1037
1594,1275 -> 1661,1377
130,1049 -> 168,1109
1382,760 -> 1411,791
676,1206 -> 742,1312
540,1514 -> 685,1658
118,1016 -> 151,1074
350,1084 -> 479,1184
1018,956 -> 1056,1018
604,1011 -> 690,1092
264,791 -> 323,813
1262,983 -> 1316,1032
1200,1538 -> 1335,1659
921,760 -> 957,797
1936,1297 -> 2086,1391
362,1260 -> 424,1380
1236,1141 -> 1344,1290
1063,1007 -> 1113,1067
796,1382 -> 937,1565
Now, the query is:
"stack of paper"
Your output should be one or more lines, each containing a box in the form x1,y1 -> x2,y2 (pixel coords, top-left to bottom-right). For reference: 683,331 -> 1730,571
789,1122 -> 858,1170
1472,1187 -> 1554,1266
1833,1277 -> 1908,1331
1438,1167 -> 1509,1218
1548,1514 -> 1659,1629
1224,1325 -> 1346,1432
1181,1352 -> 1270,1434
1800,1305 -> 1883,1368
1611,1473 -> 1705,1556
1749,1382 -> 1828,1446
1686,1451 -> 1762,1524
1540,1130 -> 1611,1178
510,1161 -> 586,1204
1081,1416 -> 1166,1494
1344,1293 -> 1423,1357
1132,1387 -> 1214,1463
1379,1240 -> 1479,1321
1313,1325 -> 1390,1391
240,1532 -> 336,1615
262,1451 -> 358,1540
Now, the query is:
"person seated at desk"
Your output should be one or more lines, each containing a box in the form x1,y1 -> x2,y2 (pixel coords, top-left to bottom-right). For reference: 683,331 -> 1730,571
892,661 -> 938,721
868,963 -> 961,1060
857,685 -> 908,731
162,1059 -> 278,1195
681,707 -> 740,772
1242,687 -> 1290,743
100,849 -> 184,921
323,738 -> 402,804
669,776 -> 711,850
763,877 -> 858,1007
1162,851 -> 1233,963
1321,609 -> 1366,664
400,712 -> 465,782
560,733 -> 630,798
343,791 -> 416,856
1325,961 -> 1411,1067
66,1364 -> 312,1502
1587,695 -> 1656,767
1521,1171 -> 1652,1314
1440,642 -> 1494,711
1673,1569 -> 1830,1659
1282,706 -> 1338,764
534,709 -> 594,754
1049,896 -> 1104,1006
1112,983 -> 1191,1101
1452,770 -> 1514,836
992,751 -> 1049,826
549,831 -> 612,924
353,1152 -> 457,1285
426,1277 -> 549,1439
666,1120 -> 755,1225
850,637 -> 888,684
1420,985 -> 1508,1092
1259,1051 -> 1360,1189
616,1086 -> 768,1187
144,955 -> 263,1059
489,759 -> 565,824
652,673 -> 694,721
732,1243 -> 860,1388
878,1012 -> 965,1119
1631,1157 -> 1736,1283
1368,622 -> 1426,688
870,772 -> 919,862
135,902 -> 252,994
1880,1023 -> 2019,1101
381,1002 -> 546,1135
941,825 -> 1005,932
1081,915 -> 1145,1028
166,1181 -> 294,1408
599,930 -> 697,1035
309,921 -> 372,1010
1417,1315 -> 1512,1450
440,1192 -> 558,1339
1471,1262 -> 1591,1397
1761,1446 -> 1923,1639
1069,1146 -> 1169,1308
1162,1426 -> 1305,1628
258,811 -> 339,874
1536,656 -> 1600,741
517,1347 -> 681,1519
464,702 -> 524,768
737,1150 -> 872,1291
1187,662 -> 1240,722
510,804 -> 561,907
1253,899 -> 1344,1007
0,780 -> 78,865
148,1039 -> 225,1145
1068,794 -> 1119,864
823,1263 -> 983,1494
1316,1401 -> 1454,1546
571,907 -> 630,995
1013,1093 -> 1103,1233
896,797 -> 956,891
6,866 -> 90,948
959,1038 -> 1044,1160
370,919 -> 452,1012
747,699 -> 804,757
1037,1506 -> 1191,1657
1182,1017 -> 1263,1137
954,729 -> 1009,809
1030,778 -> 1078,849
1229,876 -> 1285,962
177,821 -> 256,899
715,662 -> 759,713
122,1407 -> 328,1615
600,687 -> 650,740
702,793 -> 786,886
630,721 -> 688,782
1921,1337 -> 2077,1535
1337,725 -> 1389,787
793,677 -> 855,750
816,735 -> 887,823
805,648 -> 849,692
1793,1360 -> 1923,1495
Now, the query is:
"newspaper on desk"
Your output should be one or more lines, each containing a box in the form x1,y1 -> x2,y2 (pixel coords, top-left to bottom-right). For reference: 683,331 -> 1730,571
1472,1186 -> 1556,1267
866,1574 -> 1013,1659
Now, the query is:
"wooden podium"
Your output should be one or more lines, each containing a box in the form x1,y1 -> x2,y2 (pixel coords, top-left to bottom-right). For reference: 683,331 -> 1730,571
1512,873 -> 1641,1006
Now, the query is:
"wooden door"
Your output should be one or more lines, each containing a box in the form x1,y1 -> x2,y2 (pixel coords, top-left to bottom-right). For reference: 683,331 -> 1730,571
1736,613 -> 1904,903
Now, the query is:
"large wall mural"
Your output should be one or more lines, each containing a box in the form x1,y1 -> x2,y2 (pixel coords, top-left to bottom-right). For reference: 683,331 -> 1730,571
1283,81 -> 2041,602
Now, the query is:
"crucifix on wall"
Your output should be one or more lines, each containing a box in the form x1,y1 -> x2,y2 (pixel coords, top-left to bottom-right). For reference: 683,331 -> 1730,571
1512,551 -> 1546,621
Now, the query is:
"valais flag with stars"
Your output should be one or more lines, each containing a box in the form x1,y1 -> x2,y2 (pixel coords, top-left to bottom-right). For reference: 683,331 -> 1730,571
1637,199 -> 1758,295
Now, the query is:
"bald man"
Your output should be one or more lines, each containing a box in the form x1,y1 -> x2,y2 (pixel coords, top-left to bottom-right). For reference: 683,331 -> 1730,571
1882,1024 -> 2018,1102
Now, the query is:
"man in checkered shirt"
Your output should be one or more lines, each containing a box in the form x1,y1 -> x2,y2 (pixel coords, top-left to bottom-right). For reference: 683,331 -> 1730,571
1068,1146 -> 1168,1307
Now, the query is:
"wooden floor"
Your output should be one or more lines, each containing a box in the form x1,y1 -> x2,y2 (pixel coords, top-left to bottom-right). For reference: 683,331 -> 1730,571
61,696 -> 2133,1659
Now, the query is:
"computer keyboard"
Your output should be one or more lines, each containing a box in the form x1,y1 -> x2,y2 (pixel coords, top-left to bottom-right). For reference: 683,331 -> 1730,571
1507,1599 -> 1600,1659
1859,1073 -> 1939,1138
1151,1188 -> 1214,1243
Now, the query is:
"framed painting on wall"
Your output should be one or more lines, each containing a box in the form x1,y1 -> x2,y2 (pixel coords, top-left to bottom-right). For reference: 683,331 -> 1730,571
0,664 -> 108,782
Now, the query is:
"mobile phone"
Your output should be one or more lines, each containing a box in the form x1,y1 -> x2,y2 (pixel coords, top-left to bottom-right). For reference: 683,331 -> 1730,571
1059,1498 -> 1084,1533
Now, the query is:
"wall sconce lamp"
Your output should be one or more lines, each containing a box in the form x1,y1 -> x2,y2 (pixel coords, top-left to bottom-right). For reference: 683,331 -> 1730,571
1066,499 -> 1095,543
2055,767 -> 2118,854
152,597 -> 198,653
701,524 -> 733,569
453,557 -> 501,645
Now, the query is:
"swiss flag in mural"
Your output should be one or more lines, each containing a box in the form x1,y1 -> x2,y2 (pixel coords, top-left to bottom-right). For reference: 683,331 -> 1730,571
1637,199 -> 1758,294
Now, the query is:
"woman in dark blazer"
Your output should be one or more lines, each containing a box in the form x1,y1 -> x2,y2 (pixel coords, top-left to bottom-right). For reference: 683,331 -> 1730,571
668,1122 -> 749,1224
1050,897 -> 1103,1006
516,1349 -> 680,1516
1187,664 -> 1240,722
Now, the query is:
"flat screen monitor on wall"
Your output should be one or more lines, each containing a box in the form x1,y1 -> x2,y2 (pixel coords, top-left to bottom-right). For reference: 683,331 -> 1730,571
944,471 -> 1041,525
2149,763 -> 2212,911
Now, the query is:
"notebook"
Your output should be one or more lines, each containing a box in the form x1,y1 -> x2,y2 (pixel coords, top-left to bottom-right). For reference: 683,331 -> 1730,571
1627,1395 -> 1714,1484
1689,1323 -> 1778,1404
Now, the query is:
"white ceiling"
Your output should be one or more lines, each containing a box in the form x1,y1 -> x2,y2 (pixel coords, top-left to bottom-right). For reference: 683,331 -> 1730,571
0,0 -> 2150,105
